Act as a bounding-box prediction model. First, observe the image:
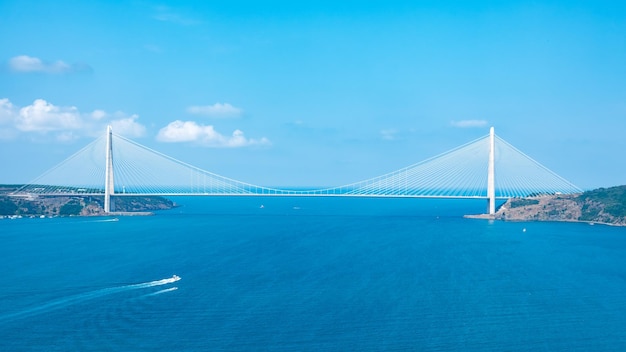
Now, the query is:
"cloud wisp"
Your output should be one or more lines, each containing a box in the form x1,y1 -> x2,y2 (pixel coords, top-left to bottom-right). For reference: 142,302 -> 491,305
0,98 -> 16,124
186,103 -> 242,118
8,55 -> 92,74
0,98 -> 18,140
157,120 -> 270,148
152,6 -> 200,26
380,129 -> 397,141
450,120 -> 488,128
0,98 -> 145,141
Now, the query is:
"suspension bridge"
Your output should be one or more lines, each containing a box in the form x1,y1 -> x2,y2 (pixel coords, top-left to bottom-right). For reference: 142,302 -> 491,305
10,126 -> 582,214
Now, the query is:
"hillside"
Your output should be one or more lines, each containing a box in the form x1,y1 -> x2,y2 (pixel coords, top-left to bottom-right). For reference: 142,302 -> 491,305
0,185 -> 175,217
482,185 -> 626,226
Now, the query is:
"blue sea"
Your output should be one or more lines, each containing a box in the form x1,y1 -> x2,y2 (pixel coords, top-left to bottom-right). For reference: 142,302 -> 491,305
2,197 -> 626,351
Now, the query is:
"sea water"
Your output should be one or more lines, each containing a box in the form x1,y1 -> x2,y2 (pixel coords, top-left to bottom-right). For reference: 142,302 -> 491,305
2,197 -> 626,351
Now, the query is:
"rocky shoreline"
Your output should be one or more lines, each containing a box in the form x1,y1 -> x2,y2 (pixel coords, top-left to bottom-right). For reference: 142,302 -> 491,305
465,185 -> 626,226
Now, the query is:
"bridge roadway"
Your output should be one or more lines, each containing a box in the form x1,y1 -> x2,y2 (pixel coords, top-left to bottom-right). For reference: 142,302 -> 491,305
28,192 -> 512,199
11,126 -> 582,214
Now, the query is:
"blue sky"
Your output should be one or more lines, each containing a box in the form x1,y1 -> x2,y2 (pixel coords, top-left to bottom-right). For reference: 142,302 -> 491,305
1,0 -> 625,188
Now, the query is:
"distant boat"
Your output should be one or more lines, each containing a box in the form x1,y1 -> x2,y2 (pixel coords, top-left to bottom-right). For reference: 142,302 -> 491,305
260,205 -> 264,209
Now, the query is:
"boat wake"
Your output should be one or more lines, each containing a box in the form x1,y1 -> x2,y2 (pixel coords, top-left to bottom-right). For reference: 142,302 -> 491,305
143,287 -> 178,297
0,275 -> 181,323
126,275 -> 180,289
95,218 -> 119,222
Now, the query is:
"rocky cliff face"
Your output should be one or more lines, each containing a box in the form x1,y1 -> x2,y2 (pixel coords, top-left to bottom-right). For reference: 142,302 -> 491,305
495,195 -> 581,222
489,185 -> 626,226
1,187 -> 175,217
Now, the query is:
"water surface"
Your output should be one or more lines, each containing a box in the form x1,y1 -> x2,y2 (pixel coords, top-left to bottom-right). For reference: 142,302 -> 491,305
2,197 -> 626,351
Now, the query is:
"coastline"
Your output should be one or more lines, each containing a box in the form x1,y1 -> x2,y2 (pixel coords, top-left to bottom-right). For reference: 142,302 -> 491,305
104,211 -> 154,216
463,187 -> 626,227
463,213 -> 625,227
1,185 -> 175,217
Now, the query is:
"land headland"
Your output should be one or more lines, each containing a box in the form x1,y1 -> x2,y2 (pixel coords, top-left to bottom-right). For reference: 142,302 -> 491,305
466,185 -> 626,226
0,185 -> 176,217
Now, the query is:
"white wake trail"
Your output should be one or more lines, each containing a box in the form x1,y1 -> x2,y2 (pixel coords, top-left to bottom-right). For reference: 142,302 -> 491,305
143,287 -> 178,297
124,275 -> 180,289
0,275 -> 181,323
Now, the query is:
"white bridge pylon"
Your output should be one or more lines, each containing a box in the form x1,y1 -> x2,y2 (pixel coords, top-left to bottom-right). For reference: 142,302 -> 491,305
13,126 -> 582,214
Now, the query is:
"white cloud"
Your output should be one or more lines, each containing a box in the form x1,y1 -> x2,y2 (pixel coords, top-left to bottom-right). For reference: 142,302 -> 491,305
0,98 -> 16,125
156,120 -> 270,148
450,120 -> 489,128
0,99 -> 18,140
8,55 -> 91,74
91,110 -> 107,120
156,120 -> 205,142
9,55 -> 45,72
17,99 -> 82,132
110,115 -> 146,138
186,103 -> 242,118
0,97 -> 147,141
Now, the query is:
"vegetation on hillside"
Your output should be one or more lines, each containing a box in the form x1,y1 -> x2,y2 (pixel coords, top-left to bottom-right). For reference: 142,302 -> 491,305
578,186 -> 626,220
59,199 -> 84,216
508,198 -> 540,208
492,185 -> 626,226
0,185 -> 176,216
0,197 -> 18,215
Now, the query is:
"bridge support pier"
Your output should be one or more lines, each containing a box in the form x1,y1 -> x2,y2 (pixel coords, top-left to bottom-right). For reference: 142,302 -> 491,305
104,125 -> 114,213
487,126 -> 496,214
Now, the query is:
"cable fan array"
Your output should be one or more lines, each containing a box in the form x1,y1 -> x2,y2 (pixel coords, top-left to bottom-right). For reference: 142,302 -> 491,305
13,130 -> 582,198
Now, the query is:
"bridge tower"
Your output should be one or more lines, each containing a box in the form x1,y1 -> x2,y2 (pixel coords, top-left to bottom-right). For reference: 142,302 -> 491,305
104,125 -> 114,213
487,126 -> 496,214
